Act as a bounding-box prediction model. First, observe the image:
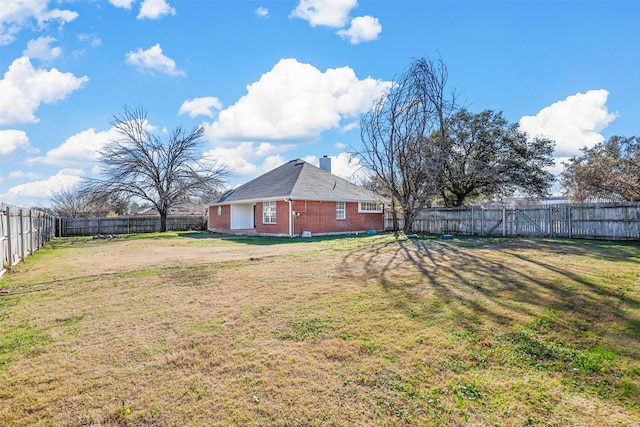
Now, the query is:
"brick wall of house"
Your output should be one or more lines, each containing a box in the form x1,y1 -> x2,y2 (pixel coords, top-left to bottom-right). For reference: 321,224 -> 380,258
255,200 -> 290,235
208,205 -> 230,232
209,200 -> 383,236
291,200 -> 383,235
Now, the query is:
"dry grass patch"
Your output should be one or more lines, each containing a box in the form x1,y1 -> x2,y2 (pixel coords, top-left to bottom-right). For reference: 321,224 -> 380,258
0,233 -> 638,426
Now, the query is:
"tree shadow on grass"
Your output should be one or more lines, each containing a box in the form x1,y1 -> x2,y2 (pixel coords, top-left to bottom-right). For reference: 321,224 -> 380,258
339,236 -> 640,359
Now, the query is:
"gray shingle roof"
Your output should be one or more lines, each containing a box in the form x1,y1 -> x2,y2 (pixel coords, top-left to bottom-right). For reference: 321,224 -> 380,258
214,159 -> 375,204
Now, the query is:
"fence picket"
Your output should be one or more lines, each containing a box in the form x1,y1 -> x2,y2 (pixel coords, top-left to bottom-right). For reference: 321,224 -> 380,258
58,215 -> 207,236
385,202 -> 640,240
1,204 -> 56,273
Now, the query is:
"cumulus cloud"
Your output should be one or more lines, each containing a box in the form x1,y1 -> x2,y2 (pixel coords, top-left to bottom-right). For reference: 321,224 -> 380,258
320,152 -> 366,183
0,168 -> 84,206
0,129 -> 30,155
178,97 -> 223,118
291,0 -> 357,28
23,36 -> 61,61
0,170 -> 40,183
138,0 -> 176,20
291,0 -> 381,43
337,15 -> 381,44
255,7 -> 269,18
125,44 -> 185,76
0,0 -> 78,45
109,0 -> 136,9
29,127 -> 117,166
205,58 -> 390,142
519,89 -> 617,156
0,56 -> 89,125
203,142 -> 288,177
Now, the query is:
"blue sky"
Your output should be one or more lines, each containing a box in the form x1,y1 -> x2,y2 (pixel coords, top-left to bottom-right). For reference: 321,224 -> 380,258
1,0 -> 638,207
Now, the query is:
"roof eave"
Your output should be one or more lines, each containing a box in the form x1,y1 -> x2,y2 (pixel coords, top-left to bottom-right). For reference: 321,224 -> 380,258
208,195 -> 378,206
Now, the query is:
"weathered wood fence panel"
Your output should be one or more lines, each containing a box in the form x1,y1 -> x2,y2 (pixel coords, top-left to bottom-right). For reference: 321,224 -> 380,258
58,215 -> 207,236
1,203 -> 56,272
385,202 -> 640,240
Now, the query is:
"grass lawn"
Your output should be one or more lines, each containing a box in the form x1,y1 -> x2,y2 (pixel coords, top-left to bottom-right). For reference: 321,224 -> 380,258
0,233 -> 638,426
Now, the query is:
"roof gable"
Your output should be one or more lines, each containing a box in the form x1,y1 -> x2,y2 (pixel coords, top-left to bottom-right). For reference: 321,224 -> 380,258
214,159 -> 375,204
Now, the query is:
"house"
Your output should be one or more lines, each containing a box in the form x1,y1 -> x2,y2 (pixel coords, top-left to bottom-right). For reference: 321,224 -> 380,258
207,157 -> 384,237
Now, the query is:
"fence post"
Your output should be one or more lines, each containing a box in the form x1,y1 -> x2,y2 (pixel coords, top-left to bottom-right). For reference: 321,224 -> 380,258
30,209 -> 34,254
470,206 -> 474,235
0,206 -> 5,268
6,205 -> 13,266
502,207 -> 506,237
19,208 -> 26,261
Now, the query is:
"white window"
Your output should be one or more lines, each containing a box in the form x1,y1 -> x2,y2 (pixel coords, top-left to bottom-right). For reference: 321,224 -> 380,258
358,202 -> 383,213
336,201 -> 345,220
263,201 -> 276,224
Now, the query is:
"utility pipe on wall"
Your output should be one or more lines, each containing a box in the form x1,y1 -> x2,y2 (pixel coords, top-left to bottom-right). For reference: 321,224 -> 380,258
285,198 -> 293,238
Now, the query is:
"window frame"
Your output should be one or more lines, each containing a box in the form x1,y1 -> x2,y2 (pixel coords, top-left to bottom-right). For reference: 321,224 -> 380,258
358,202 -> 383,213
336,201 -> 346,220
262,200 -> 277,224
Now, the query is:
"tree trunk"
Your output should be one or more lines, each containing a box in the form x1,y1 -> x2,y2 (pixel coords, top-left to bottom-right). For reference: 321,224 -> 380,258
159,211 -> 168,232
391,204 -> 399,234
402,208 -> 414,234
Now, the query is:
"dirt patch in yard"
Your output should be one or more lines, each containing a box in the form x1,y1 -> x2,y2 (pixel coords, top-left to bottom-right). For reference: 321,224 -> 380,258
5,235 -> 331,287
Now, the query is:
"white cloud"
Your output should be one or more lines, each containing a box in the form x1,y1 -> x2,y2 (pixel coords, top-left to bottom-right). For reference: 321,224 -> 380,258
109,0 -> 136,9
0,56 -> 89,125
0,168 -> 84,207
0,170 -> 40,183
337,15 -> 381,44
125,44 -> 185,76
291,0 -> 357,28
30,127 -> 117,166
519,89 -> 617,156
0,129 -> 30,155
178,97 -> 222,118
205,58 -> 390,141
23,36 -> 62,61
204,144 -> 258,176
0,0 -> 78,45
260,154 -> 288,173
77,33 -> 102,47
203,142 -> 288,177
324,152 -> 366,183
334,141 -> 347,149
138,0 -> 176,20
255,7 -> 269,18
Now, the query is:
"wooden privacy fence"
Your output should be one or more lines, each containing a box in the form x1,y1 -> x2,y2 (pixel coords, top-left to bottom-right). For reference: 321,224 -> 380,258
1,203 -> 56,271
385,202 -> 640,240
58,215 -> 207,236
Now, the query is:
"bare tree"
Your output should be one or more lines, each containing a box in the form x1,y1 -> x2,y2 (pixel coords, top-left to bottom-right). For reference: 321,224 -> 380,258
49,186 -> 91,217
353,56 -> 456,233
83,106 -> 230,232
49,186 -> 131,217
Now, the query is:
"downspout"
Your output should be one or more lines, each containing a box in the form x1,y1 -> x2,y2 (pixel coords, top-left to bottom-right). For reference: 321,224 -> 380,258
285,198 -> 293,238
